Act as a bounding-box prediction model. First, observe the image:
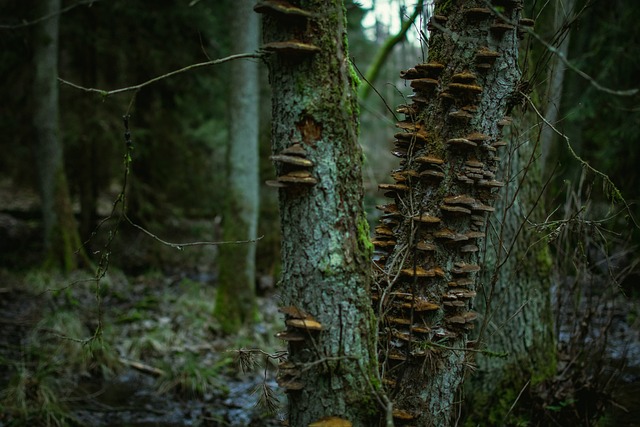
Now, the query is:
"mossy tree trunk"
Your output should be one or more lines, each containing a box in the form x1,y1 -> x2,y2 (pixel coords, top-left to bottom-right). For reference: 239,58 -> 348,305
215,0 -> 260,334
259,1 -> 379,426
372,1 -> 523,425
33,0 -> 86,272
468,116 -> 555,424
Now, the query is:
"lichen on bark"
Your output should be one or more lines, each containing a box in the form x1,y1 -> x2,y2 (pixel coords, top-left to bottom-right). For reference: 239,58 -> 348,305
372,1 -> 524,425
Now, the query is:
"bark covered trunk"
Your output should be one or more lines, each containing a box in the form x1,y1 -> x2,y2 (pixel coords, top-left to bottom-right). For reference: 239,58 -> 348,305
372,1 -> 523,425
259,1 -> 378,425
468,115 -> 555,422
33,0 -> 85,271
215,0 -> 260,333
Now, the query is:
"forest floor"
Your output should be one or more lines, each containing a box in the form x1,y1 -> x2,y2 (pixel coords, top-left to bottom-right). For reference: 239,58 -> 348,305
0,265 -> 287,427
0,182 -> 639,426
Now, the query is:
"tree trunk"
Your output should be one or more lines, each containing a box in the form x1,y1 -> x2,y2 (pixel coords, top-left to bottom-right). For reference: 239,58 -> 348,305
465,3 -> 570,422
215,0 -> 260,333
259,1 -> 379,425
467,116 -> 555,423
32,0 -> 85,271
373,1 -> 522,425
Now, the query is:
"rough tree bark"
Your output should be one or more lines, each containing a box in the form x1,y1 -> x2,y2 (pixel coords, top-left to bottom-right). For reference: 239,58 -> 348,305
33,0 -> 86,271
257,1 -> 379,425
372,1 -> 523,425
215,0 -> 260,333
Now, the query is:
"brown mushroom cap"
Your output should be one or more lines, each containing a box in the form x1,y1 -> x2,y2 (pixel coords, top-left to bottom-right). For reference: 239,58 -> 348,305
262,40 -> 320,55
270,154 -> 313,167
412,214 -> 441,224
281,143 -> 308,156
309,416 -> 353,427
286,318 -> 323,331
254,0 -> 314,18
278,171 -> 318,185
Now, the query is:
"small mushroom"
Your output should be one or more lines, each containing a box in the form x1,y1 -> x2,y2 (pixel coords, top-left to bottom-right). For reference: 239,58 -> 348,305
378,183 -> 409,192
410,240 -> 433,253
415,61 -> 445,77
444,194 -> 476,206
466,231 -> 486,239
465,132 -> 490,143
286,318 -> 323,331
309,416 -> 353,427
448,82 -> 483,94
415,155 -> 444,165
253,0 -> 314,18
441,205 -> 472,215
278,170 -> 318,185
447,138 -> 477,149
460,244 -> 479,253
448,110 -> 475,122
451,262 -> 481,274
410,78 -> 439,91
413,214 -> 441,224
464,7 -> 492,19
270,154 -> 313,167
400,266 -> 438,278
452,70 -> 477,83
393,409 -> 418,421
262,40 -> 320,55
419,170 -> 445,179
465,159 -> 484,168
281,143 -> 308,156
490,22 -> 515,36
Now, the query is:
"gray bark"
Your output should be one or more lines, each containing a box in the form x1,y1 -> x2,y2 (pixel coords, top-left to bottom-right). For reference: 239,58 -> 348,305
33,0 -> 84,271
539,0 -> 576,170
260,1 -> 379,425
373,1 -> 523,425
33,0 -> 62,255
215,0 -> 260,332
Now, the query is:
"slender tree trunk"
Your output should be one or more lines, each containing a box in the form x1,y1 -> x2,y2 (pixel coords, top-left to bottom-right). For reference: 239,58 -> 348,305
33,0 -> 85,271
215,0 -> 260,333
373,1 -> 522,425
539,0 -> 575,170
259,1 -> 379,425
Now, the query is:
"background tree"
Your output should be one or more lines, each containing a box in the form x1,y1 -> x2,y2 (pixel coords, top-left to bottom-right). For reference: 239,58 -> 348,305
215,0 -> 260,333
258,1 -> 380,425
32,0 -> 86,271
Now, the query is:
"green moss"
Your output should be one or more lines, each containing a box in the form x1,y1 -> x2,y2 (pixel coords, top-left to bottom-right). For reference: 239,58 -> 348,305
356,214 -> 374,259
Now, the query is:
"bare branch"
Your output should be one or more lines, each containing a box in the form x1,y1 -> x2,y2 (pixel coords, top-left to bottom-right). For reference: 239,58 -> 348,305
58,52 -> 263,97
487,0 -> 638,97
0,0 -> 101,29
124,215 -> 262,249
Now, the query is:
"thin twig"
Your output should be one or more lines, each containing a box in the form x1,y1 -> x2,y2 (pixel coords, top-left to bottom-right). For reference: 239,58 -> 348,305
59,52 -> 263,97
0,0 -> 101,29
125,215 -> 262,249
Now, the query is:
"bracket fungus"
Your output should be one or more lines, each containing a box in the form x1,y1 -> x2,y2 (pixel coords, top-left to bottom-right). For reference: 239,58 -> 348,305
447,137 -> 477,149
412,214 -> 441,224
270,154 -> 313,167
309,416 -> 353,427
262,40 -> 320,56
415,61 -> 445,77
464,7 -> 492,20
411,78 -> 439,91
253,0 -> 314,19
277,170 -> 318,186
415,155 -> 444,165
285,318 -> 323,331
